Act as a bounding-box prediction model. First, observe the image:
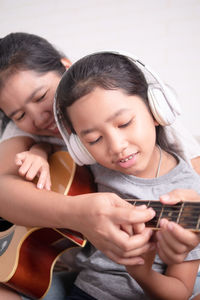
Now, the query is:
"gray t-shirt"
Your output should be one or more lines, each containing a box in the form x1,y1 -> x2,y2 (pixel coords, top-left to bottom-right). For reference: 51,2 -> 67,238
74,154 -> 200,300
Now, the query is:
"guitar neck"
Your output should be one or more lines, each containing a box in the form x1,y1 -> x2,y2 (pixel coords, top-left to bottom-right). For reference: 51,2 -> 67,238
128,200 -> 200,232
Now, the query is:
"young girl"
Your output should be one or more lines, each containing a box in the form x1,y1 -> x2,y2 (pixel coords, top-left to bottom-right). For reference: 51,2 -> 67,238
54,51 -> 200,300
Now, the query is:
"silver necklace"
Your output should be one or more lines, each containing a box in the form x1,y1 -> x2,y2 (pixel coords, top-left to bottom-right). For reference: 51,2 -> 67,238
156,145 -> 162,178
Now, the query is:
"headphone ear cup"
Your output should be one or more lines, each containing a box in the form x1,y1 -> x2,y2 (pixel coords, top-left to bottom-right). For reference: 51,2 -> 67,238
68,133 -> 96,165
148,86 -> 177,126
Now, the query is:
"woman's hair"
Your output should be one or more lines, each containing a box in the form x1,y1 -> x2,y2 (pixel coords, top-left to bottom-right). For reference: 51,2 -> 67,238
56,52 -> 175,153
0,32 -> 67,132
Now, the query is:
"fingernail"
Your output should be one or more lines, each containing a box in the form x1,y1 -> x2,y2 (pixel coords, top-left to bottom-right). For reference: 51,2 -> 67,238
37,183 -> 43,189
167,222 -> 174,231
149,208 -> 156,217
161,194 -> 170,201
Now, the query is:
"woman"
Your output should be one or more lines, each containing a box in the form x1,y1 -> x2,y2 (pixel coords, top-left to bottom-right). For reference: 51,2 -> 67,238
0,33 -> 199,299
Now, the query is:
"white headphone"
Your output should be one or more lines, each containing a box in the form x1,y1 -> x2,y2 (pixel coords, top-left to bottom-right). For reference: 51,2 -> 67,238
54,50 -> 181,166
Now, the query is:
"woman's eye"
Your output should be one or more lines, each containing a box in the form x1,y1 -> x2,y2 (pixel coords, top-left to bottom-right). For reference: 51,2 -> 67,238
119,119 -> 132,128
88,136 -> 102,145
15,112 -> 25,121
35,91 -> 47,103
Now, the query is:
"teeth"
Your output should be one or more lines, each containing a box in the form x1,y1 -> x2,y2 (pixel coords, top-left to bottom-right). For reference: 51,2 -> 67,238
120,155 -> 133,163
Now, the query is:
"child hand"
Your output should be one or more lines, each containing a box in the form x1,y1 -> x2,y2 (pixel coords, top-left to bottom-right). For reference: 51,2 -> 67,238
155,219 -> 199,265
157,189 -> 200,264
15,151 -> 51,190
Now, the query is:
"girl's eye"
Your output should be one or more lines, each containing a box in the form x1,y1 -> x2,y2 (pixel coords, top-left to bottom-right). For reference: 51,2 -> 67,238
118,119 -> 132,128
35,91 -> 47,103
88,136 -> 102,145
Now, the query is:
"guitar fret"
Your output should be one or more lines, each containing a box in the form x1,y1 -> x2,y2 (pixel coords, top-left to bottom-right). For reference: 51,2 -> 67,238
176,202 -> 184,225
197,216 -> 200,230
157,205 -> 164,229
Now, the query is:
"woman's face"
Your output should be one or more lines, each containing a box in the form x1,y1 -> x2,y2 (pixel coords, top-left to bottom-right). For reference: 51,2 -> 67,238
67,87 -> 159,178
0,70 -> 61,137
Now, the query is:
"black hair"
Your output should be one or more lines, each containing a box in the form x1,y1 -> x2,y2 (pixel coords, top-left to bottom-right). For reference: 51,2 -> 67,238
0,32 -> 67,133
56,52 -> 175,153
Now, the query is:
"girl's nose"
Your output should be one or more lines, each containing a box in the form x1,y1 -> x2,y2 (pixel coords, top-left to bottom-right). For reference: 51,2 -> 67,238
107,132 -> 128,155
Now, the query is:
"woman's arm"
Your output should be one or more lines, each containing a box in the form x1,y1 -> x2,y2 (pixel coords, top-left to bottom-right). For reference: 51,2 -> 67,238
127,253 -> 200,300
0,136 -> 155,265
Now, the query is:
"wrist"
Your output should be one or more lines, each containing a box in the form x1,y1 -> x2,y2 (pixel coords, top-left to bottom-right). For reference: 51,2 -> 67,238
30,143 -> 53,159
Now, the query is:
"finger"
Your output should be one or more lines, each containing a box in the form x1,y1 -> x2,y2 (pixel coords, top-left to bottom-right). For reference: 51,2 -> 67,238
25,164 -> 40,181
156,236 -> 187,264
157,221 -> 189,253
160,189 -> 200,205
109,254 -> 145,265
106,251 -> 144,265
159,193 -> 180,205
156,229 -> 186,256
115,206 -> 155,226
131,205 -> 147,234
44,172 -> 51,191
160,219 -> 200,248
37,170 -> 49,190
15,152 -> 27,166
18,160 -> 33,177
121,224 -> 134,236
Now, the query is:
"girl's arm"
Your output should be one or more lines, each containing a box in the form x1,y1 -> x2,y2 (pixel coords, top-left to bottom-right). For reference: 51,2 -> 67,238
127,253 -> 200,300
0,136 -> 155,265
15,142 -> 54,190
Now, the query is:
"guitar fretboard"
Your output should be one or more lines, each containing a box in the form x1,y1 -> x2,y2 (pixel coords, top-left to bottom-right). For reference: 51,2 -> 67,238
129,200 -> 200,232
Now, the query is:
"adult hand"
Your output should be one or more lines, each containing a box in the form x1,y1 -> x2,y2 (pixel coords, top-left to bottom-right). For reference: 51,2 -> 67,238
69,193 -> 155,265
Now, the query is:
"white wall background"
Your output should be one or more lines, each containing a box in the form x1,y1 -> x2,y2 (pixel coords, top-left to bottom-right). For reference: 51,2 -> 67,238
1,0 -> 200,135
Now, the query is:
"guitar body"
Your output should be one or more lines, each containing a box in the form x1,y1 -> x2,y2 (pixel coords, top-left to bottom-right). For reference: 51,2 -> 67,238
0,151 -> 96,299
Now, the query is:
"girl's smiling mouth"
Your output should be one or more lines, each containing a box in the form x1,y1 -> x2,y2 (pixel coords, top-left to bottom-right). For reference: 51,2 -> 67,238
117,153 -> 138,168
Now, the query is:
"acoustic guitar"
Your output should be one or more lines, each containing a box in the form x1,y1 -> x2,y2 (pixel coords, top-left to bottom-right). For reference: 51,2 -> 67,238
0,151 -> 96,299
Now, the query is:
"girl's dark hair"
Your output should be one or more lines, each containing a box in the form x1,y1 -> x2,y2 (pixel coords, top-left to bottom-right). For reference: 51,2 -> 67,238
56,52 -> 176,153
0,32 -> 67,132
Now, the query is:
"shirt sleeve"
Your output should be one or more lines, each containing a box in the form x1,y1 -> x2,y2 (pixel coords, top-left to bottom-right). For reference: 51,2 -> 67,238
0,121 -> 36,143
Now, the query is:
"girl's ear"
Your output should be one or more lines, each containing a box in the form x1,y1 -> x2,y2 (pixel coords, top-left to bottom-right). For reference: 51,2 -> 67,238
60,58 -> 72,70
